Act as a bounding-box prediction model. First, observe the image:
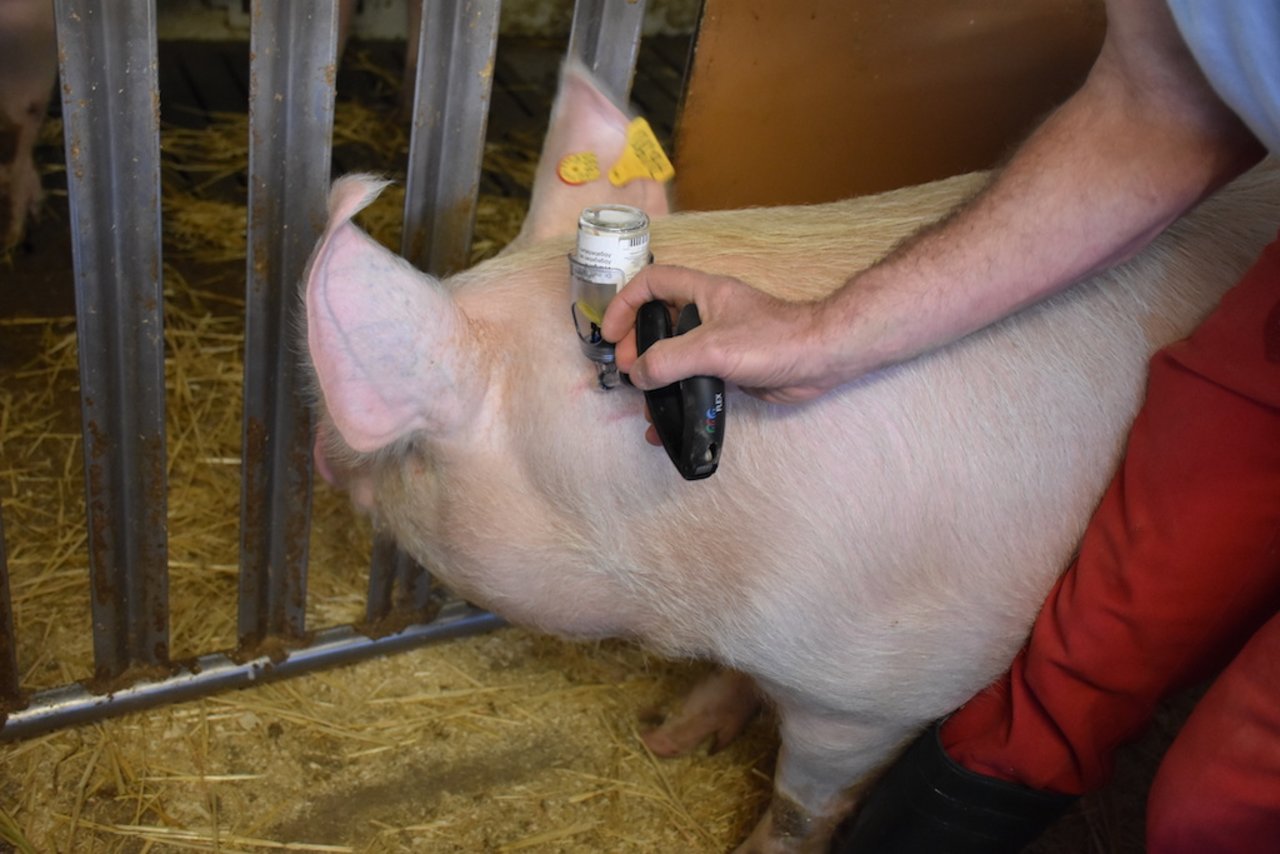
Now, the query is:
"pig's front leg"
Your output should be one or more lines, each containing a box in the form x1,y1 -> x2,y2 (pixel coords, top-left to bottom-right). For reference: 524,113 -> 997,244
642,668 -> 762,757
736,705 -> 916,854
0,0 -> 56,251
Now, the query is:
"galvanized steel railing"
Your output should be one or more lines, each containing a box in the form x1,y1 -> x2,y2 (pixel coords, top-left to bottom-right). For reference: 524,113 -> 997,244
0,0 -> 650,741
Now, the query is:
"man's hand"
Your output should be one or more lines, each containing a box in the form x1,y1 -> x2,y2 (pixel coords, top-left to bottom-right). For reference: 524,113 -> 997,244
601,264 -> 841,404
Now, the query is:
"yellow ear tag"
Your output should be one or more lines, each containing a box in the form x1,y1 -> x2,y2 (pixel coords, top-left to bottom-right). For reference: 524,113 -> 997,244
608,117 -> 676,187
557,151 -> 601,185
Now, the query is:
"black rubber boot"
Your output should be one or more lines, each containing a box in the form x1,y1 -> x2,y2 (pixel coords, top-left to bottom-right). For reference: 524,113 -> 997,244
829,723 -> 1076,853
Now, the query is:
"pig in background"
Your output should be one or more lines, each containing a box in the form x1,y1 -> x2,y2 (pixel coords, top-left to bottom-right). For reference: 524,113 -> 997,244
0,0 -> 420,255
0,0 -> 56,253
303,61 -> 1280,853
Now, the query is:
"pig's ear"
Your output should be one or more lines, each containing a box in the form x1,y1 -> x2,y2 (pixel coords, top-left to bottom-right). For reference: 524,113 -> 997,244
305,174 -> 483,454
512,59 -> 673,248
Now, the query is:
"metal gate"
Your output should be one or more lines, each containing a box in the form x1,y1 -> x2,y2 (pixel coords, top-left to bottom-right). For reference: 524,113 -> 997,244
0,0 -> 653,741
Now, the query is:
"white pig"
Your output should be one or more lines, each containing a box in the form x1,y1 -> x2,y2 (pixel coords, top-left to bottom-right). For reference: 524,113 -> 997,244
0,0 -> 56,252
0,0 -> 416,254
303,62 -> 1280,852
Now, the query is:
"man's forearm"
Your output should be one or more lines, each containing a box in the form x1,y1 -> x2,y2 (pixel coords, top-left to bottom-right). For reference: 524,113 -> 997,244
821,0 -> 1263,382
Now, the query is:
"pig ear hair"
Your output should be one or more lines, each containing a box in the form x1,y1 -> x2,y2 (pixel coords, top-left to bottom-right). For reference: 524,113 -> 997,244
305,174 -> 480,454
512,58 -> 673,248
325,173 -> 394,235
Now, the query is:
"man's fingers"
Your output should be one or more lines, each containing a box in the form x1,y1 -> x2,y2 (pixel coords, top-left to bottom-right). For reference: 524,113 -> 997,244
626,330 -> 720,390
601,264 -> 711,343
625,348 -> 680,389
614,328 -> 639,373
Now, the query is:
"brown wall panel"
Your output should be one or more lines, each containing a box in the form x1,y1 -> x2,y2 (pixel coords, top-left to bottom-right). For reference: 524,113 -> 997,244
675,0 -> 1105,210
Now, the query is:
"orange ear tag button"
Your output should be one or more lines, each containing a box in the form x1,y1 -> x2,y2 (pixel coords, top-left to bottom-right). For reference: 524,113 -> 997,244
557,151 -> 601,185
608,117 -> 676,187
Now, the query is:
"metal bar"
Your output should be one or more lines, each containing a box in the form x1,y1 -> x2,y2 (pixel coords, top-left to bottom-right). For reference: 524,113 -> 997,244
238,0 -> 340,646
0,507 -> 19,704
54,0 -> 169,683
567,0 -> 649,102
0,603 -> 506,742
366,535 -> 398,622
398,552 -> 435,612
366,534 -> 436,622
370,0 -> 502,612
401,0 -> 501,276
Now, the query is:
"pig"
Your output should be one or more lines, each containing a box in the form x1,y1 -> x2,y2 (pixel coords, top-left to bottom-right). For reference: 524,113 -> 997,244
0,0 -> 57,252
0,0 -> 418,255
302,61 -> 1280,852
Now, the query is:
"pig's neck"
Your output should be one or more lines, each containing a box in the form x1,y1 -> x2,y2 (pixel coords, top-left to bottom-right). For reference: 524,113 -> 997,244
410,257 -> 760,658
510,367 -> 749,656
472,288 -> 736,653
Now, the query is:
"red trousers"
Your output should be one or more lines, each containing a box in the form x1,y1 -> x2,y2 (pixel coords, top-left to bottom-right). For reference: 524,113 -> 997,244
941,233 -> 1280,853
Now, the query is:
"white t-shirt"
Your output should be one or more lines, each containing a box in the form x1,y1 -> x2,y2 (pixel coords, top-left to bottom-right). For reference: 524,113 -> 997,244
1168,0 -> 1280,155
